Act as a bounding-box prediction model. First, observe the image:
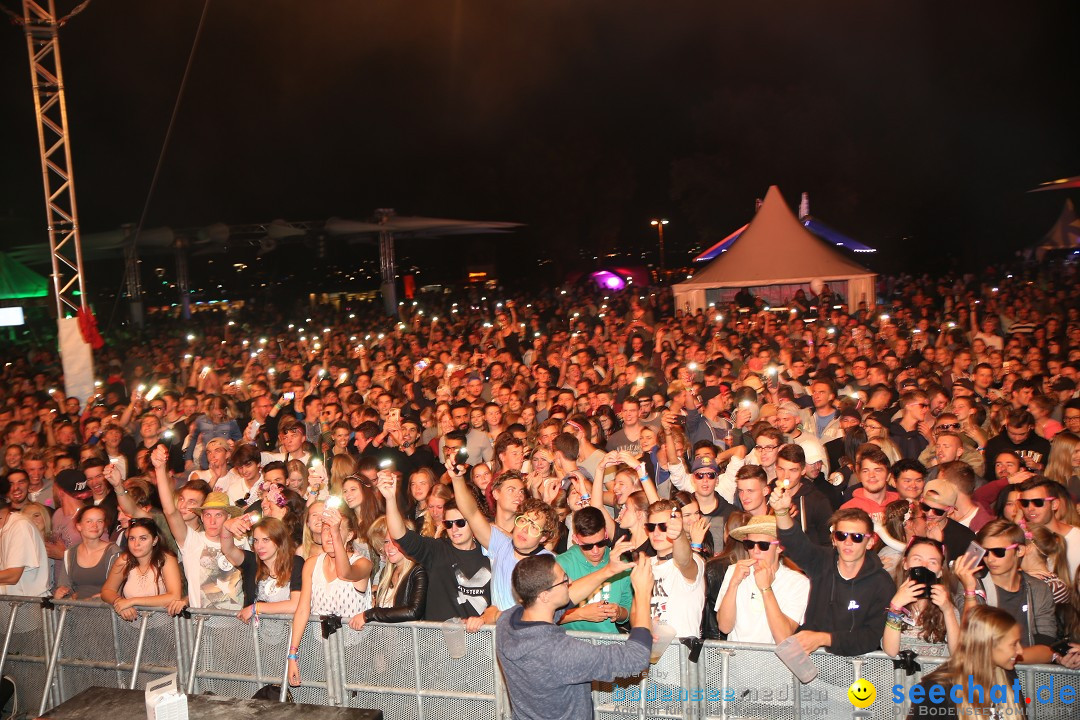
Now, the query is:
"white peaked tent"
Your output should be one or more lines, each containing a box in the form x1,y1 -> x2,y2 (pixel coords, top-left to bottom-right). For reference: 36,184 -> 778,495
673,186 -> 876,312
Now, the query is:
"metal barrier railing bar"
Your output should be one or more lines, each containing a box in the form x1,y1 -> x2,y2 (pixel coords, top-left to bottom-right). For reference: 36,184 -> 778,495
1,595 -> 1075,720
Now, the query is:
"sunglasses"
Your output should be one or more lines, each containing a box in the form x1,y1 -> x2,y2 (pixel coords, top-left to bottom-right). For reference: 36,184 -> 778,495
442,518 -> 467,529
644,522 -> 668,533
578,538 -> 610,551
919,502 -> 949,517
741,539 -> 780,552
985,543 -> 1019,558
514,515 -> 544,537
934,423 -> 961,432
1018,498 -> 1049,508
694,472 -> 717,479
833,530 -> 868,543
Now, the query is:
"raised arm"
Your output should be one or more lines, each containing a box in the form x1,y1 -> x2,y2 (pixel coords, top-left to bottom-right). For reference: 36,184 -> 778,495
219,516 -> 251,568
449,464 -> 492,548
104,462 -> 151,520
151,444 -> 188,545
287,557 -> 316,687
567,539 -> 634,605
667,511 -> 698,582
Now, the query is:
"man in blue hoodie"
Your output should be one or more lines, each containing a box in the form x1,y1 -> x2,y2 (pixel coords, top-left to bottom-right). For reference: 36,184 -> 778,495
496,554 -> 653,720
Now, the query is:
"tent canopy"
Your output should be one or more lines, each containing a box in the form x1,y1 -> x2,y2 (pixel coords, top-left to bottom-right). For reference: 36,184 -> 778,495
0,252 -> 49,300
674,186 -> 875,311
1035,199 -> 1080,259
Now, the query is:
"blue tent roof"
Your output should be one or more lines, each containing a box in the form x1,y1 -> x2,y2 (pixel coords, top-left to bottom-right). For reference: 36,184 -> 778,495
693,215 -> 874,262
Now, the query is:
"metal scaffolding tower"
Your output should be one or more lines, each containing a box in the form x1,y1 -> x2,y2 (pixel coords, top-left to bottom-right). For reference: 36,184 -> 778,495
21,0 -> 88,319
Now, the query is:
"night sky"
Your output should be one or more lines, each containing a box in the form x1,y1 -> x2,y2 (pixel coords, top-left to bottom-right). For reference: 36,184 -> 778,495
1,0 -> 1078,290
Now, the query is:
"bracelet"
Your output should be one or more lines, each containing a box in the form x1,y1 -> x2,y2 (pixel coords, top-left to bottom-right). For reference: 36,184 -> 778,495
761,587 -> 773,593
287,653 -> 299,661
580,494 -> 591,503
885,619 -> 903,632
116,488 -> 129,496
963,589 -> 985,598
888,603 -> 905,614
774,509 -> 790,517
690,543 -> 703,550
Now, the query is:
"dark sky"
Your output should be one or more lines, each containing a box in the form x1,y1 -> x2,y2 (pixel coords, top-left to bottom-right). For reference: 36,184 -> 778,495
2,0 -> 1078,281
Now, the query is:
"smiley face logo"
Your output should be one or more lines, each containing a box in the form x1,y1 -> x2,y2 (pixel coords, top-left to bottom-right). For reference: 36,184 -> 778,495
847,678 -> 876,708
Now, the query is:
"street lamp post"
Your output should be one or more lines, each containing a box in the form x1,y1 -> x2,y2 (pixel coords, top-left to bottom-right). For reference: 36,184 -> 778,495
650,219 -> 669,280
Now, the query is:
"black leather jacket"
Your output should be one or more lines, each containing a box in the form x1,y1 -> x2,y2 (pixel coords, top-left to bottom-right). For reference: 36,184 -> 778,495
363,564 -> 428,623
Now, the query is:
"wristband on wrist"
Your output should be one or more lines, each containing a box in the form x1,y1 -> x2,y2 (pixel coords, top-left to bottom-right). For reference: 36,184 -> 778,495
774,508 -> 790,517
761,586 -> 773,593
690,543 -> 703,550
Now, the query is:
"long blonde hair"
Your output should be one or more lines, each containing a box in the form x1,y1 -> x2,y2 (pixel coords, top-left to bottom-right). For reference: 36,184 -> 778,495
329,454 -> 356,497
368,516 -> 415,608
1044,431 -> 1079,487
924,606 -> 1024,715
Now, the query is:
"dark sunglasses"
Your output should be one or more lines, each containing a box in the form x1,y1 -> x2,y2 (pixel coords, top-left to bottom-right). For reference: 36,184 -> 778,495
442,519 -> 468,529
934,423 -> 961,432
919,502 -> 949,517
741,539 -> 779,552
1018,498 -> 1049,508
694,472 -> 717,479
644,522 -> 668,533
833,530 -> 867,543
578,538 -> 610,551
986,544 -> 1019,558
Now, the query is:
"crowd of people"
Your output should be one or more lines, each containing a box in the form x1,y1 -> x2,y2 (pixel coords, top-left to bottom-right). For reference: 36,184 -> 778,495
1,263 -> 1080,718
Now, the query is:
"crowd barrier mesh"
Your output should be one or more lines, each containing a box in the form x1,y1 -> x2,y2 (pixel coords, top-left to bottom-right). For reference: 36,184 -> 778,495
1,596 -> 1076,720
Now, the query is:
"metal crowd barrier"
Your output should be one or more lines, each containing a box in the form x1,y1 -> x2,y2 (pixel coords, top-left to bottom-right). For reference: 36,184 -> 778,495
1,595 -> 1076,720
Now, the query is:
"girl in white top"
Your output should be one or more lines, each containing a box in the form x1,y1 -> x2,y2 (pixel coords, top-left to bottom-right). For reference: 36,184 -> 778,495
287,500 -> 372,687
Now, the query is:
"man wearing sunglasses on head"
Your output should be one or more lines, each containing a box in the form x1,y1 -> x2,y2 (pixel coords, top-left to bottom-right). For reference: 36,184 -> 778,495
918,479 -> 977,564
770,485 -> 893,656
1017,478 -> 1080,582
555,507 -> 632,634
953,520 -> 1063,666
715,515 -> 809,644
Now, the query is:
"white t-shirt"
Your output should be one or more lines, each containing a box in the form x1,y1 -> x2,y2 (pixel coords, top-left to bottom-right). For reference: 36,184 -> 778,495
650,553 -> 705,638
714,562 -> 810,643
215,471 -> 262,506
0,511 -> 49,597
179,530 -> 243,609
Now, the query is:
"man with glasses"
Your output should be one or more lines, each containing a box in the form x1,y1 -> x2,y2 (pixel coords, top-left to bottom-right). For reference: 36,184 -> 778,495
555,507 -> 631,633
715,426 -> 784,500
1017,478 -> 1080,581
953,520 -> 1058,665
918,479 -> 976,564
683,456 -> 733,550
495,553 -> 652,720
1061,398 -> 1080,436
889,390 -> 933,460
715,515 -> 809,644
770,490 -> 892,655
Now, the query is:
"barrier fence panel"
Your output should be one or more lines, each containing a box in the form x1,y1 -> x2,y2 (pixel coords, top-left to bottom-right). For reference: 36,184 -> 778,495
0,598 -> 49,715
3,596 -> 1078,720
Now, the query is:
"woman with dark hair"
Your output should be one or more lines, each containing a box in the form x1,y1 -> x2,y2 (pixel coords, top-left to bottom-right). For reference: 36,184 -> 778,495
100,518 -> 183,621
219,515 -> 304,622
255,483 -> 307,547
882,537 -> 961,658
701,510 -> 751,640
341,474 -> 384,563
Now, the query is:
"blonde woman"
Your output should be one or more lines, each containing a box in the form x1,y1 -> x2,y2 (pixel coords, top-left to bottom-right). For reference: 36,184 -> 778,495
1044,431 -> 1080,502
348,517 -> 427,629
420,483 -> 453,538
908,606 -> 1028,717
